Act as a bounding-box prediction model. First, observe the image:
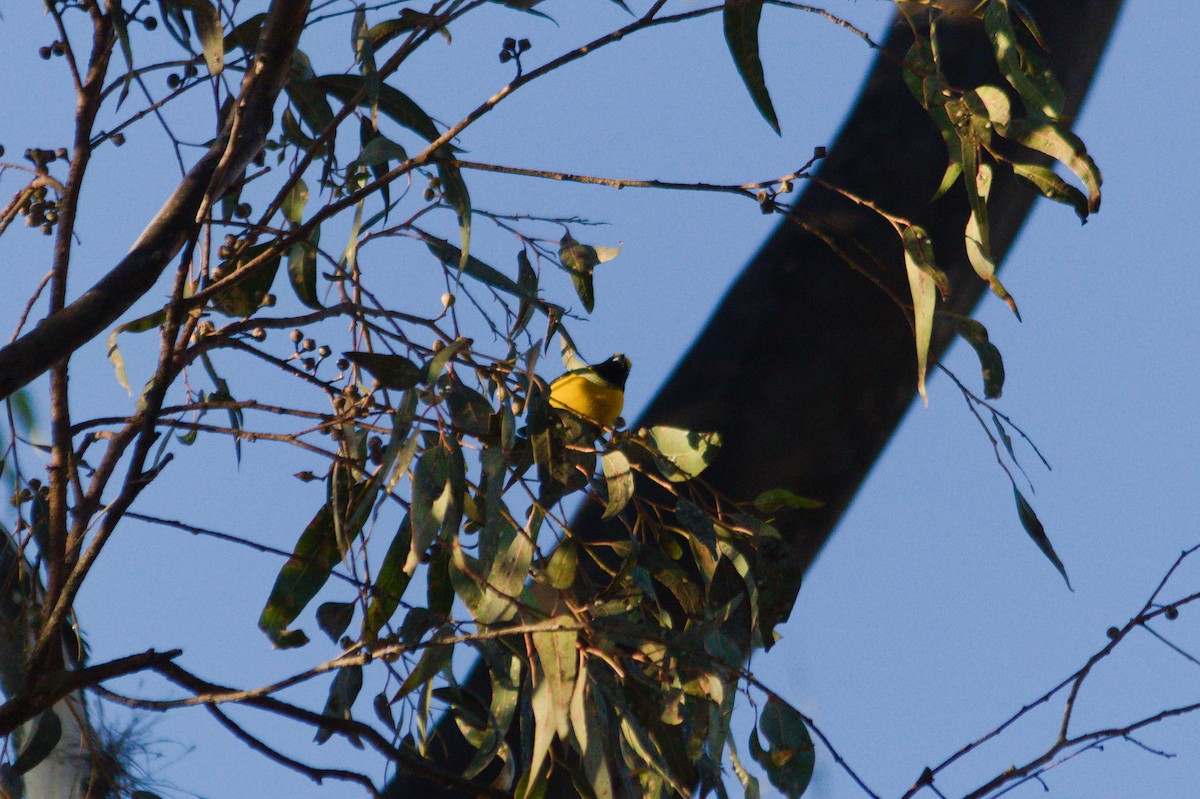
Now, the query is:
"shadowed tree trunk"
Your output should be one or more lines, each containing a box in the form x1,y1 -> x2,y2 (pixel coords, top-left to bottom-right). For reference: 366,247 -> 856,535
385,2 -> 1124,796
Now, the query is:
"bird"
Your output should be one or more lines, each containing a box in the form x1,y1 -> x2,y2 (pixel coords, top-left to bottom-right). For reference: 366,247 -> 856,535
548,353 -> 631,428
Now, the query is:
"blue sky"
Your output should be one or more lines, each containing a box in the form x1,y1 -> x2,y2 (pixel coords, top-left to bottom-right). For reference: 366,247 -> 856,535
0,2 -> 1198,798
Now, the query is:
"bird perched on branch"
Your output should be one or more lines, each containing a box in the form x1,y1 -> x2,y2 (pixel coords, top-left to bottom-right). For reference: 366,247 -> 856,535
548,353 -> 631,428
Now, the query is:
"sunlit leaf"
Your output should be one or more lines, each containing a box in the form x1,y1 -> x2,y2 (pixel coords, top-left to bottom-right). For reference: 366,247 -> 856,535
558,232 -> 620,313
546,538 -> 578,590
723,0 -> 780,134
281,178 -> 309,225
600,449 -> 633,520
984,0 -> 1064,120
900,225 -> 945,405
647,426 -> 722,482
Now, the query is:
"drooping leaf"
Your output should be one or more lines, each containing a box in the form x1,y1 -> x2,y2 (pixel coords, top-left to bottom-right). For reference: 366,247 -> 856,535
315,665 -> 364,745
951,317 -> 1006,399
438,160 -> 472,272
463,646 -> 521,779
532,620 -> 578,739
107,307 -> 167,394
1013,485 -> 1071,589
900,224 -> 945,405
1010,161 -> 1091,222
409,444 -> 453,574
750,697 -> 815,799
647,426 -> 722,482
344,351 -> 423,390
315,600 -> 355,643
513,249 -> 539,337
288,227 -> 322,309
558,232 -> 620,313
600,449 -> 634,520
723,0 -> 780,134
362,516 -> 414,638
984,0 -> 1064,121
189,0 -> 224,76
258,482 -> 374,648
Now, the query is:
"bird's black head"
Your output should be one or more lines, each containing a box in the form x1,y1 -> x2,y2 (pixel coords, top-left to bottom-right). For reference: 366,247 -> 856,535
591,354 -> 631,390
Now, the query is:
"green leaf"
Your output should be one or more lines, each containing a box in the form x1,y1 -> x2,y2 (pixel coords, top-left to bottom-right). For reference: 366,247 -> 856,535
223,12 -> 265,53
647,426 -> 722,482
546,539 -> 578,590
285,77 -> 335,145
438,161 -> 472,272
900,224 -> 946,405
210,243 -> 282,318
723,1 -> 780,134
393,625 -> 455,700
463,648 -> 521,778
1011,161 -> 1091,222
600,449 -> 633,520
750,697 -> 815,799
315,665 -> 364,745
951,317 -> 1005,399
362,516 -> 414,638
753,489 -> 824,513
558,232 -> 620,314
532,619 -> 577,740
257,482 -> 374,647
423,235 -> 530,300
189,0 -> 224,76
424,337 -> 471,385
344,351 -> 423,390
282,178 -> 309,225
444,380 -> 493,437
513,249 -> 539,337
984,0 -> 1064,121
1013,485 -> 1072,589
410,444 -> 454,572
316,601 -> 355,643
288,227 -> 322,309
107,307 -> 167,394
316,74 -> 441,143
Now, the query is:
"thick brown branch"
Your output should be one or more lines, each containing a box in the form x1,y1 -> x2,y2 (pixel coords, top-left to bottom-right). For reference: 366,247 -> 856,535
0,0 -> 312,400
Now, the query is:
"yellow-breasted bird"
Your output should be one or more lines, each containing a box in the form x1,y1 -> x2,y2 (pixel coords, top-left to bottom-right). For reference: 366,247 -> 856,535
548,354 -> 631,428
